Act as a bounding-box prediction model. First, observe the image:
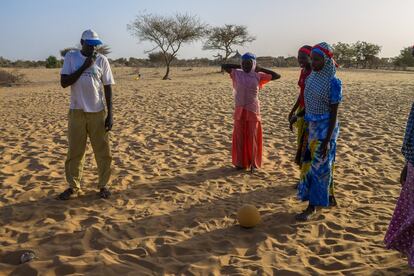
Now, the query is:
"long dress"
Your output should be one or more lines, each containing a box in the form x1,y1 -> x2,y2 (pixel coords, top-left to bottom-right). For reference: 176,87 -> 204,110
297,76 -> 342,207
384,102 -> 414,268
295,68 -> 312,174
384,162 -> 414,268
230,69 -> 272,169
298,119 -> 339,206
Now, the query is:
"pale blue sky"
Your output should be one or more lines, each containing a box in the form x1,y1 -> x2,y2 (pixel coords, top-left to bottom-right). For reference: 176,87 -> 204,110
1,0 -> 413,60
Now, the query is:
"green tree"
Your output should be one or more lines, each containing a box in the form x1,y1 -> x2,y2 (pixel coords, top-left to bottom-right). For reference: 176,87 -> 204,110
393,47 -> 414,69
332,42 -> 356,68
353,41 -> 381,68
45,56 -> 61,68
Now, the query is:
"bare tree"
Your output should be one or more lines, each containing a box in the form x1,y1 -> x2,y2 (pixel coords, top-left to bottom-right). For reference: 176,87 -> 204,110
127,13 -> 206,80
203,25 -> 255,65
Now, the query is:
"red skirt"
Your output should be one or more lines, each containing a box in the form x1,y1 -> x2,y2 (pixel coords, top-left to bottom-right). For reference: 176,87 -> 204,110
232,107 -> 263,169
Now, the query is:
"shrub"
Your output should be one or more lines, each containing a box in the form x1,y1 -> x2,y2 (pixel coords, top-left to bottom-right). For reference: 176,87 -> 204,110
45,56 -> 61,68
0,69 -> 24,86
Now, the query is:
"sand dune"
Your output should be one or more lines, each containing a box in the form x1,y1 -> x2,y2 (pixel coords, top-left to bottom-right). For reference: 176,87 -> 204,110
0,67 -> 413,275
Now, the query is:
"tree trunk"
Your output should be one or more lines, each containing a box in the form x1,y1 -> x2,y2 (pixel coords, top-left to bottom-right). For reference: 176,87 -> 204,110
220,57 -> 228,73
163,62 -> 170,80
220,52 -> 231,73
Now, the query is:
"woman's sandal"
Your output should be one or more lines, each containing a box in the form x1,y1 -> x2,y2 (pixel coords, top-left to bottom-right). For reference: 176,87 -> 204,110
329,195 -> 337,207
295,206 -> 316,221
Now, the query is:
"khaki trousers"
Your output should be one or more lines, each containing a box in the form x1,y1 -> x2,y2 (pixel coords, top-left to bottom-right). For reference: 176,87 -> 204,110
65,109 -> 112,190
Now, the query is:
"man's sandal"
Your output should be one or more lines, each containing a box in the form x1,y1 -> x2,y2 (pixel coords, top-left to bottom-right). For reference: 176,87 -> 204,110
58,188 -> 78,200
99,187 -> 111,199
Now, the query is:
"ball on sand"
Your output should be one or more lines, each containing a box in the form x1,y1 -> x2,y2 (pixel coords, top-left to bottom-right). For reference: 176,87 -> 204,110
237,204 -> 261,228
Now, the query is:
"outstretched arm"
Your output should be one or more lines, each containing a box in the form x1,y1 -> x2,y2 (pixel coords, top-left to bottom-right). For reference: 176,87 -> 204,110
256,66 -> 281,80
221,64 -> 240,74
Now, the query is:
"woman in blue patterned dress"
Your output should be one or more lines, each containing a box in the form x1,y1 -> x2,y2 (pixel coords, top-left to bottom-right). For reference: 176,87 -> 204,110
296,42 -> 343,221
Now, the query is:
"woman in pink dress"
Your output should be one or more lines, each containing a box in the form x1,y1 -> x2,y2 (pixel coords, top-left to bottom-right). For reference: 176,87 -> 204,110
222,53 -> 280,171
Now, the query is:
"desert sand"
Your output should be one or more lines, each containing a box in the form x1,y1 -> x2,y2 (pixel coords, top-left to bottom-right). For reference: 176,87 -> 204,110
0,67 -> 413,275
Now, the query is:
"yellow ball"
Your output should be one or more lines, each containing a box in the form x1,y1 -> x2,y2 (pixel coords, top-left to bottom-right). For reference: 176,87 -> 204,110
237,204 -> 261,228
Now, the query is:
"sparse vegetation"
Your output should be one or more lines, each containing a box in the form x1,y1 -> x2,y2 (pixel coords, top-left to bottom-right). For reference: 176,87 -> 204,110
0,32 -> 413,72
0,69 -> 24,86
127,13 -> 206,79
45,56 -> 61,68
203,25 -> 255,64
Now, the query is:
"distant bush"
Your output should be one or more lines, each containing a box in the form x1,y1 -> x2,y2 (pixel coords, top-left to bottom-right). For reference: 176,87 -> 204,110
45,56 -> 61,68
0,56 -> 11,67
0,69 -> 24,86
0,56 -> 45,68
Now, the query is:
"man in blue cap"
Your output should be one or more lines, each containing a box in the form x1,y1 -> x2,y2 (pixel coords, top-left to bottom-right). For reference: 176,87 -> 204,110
59,29 -> 114,200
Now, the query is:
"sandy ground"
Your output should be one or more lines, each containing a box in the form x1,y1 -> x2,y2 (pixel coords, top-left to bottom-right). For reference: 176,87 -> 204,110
0,66 -> 413,275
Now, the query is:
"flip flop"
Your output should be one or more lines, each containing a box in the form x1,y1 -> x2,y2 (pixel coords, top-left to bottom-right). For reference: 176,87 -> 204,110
57,188 -> 78,200
99,188 -> 111,199
329,195 -> 337,207
295,207 -> 316,221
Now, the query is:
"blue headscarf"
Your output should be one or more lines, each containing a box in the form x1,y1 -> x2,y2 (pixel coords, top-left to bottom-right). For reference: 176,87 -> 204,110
241,52 -> 256,60
241,52 -> 257,73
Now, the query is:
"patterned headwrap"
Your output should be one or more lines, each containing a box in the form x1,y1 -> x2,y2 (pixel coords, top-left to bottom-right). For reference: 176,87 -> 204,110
298,45 -> 312,56
241,52 -> 257,73
312,43 -> 339,68
305,42 -> 336,94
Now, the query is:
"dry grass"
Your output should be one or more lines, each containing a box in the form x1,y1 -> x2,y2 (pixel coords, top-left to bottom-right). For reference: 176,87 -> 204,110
0,69 -> 24,86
